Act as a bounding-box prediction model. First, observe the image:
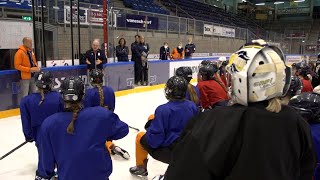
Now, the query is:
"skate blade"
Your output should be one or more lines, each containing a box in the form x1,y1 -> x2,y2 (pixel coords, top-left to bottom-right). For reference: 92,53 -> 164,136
123,153 -> 130,160
130,173 -> 148,179
114,147 -> 130,160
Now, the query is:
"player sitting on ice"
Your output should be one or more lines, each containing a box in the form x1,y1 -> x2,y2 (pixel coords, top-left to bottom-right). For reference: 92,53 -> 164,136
162,40 -> 315,180
129,76 -> 199,178
289,88 -> 320,180
175,66 -> 200,107
83,69 -> 130,160
219,60 -> 232,88
35,77 -> 129,180
20,71 -> 63,161
197,62 -> 229,109
294,62 -> 314,93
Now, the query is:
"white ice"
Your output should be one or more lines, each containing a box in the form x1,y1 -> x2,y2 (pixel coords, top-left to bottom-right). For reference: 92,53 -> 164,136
0,88 -> 169,180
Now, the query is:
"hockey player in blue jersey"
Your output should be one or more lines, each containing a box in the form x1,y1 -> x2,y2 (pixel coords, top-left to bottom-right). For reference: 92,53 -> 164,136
20,71 -> 63,149
35,77 -> 129,180
175,66 -> 200,106
83,69 -> 130,160
129,76 -> 199,178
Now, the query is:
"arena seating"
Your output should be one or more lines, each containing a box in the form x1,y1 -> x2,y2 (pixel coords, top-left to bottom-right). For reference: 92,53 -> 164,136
161,0 -> 265,37
123,0 -> 170,15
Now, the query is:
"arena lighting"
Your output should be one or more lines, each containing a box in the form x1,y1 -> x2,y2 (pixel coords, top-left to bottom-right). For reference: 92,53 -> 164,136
0,2 -> 7,4
294,0 -> 305,2
274,1 -> 284,4
52,6 -> 60,10
255,2 -> 265,5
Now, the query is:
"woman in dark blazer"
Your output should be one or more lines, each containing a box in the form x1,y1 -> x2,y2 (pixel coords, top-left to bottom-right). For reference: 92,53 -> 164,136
116,38 -> 129,62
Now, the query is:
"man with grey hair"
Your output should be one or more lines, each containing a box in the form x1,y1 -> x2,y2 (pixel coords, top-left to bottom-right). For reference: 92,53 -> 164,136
82,39 -> 107,71
14,37 -> 40,104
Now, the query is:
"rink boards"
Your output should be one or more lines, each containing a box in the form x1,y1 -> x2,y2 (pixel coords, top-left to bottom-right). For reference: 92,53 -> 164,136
0,57 -> 221,111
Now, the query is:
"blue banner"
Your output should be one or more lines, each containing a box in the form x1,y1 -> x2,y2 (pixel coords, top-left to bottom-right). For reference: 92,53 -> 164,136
0,0 -> 32,10
117,14 -> 159,30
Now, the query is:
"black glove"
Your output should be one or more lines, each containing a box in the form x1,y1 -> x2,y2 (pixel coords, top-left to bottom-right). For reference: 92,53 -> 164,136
26,138 -> 34,143
144,121 -> 152,130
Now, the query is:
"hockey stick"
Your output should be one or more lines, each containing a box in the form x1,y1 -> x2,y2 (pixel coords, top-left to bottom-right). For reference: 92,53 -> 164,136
0,141 -> 28,160
128,125 -> 140,132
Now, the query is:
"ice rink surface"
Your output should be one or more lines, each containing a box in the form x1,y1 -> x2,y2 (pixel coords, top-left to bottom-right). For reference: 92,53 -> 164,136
0,88 -> 169,180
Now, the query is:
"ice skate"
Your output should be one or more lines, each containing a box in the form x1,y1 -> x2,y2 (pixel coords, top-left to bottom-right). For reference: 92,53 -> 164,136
129,165 -> 148,178
111,146 -> 130,160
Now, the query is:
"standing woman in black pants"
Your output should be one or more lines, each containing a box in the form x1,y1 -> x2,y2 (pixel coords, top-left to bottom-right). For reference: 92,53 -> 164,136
116,38 -> 129,62
140,35 -> 150,86
131,35 -> 143,86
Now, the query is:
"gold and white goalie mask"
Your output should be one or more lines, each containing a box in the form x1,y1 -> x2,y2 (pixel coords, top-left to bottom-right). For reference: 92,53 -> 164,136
226,39 -> 291,106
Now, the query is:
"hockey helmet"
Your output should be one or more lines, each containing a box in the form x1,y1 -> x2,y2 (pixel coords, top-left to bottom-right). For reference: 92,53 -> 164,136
60,77 -> 85,102
226,39 -> 291,106
165,76 -> 188,100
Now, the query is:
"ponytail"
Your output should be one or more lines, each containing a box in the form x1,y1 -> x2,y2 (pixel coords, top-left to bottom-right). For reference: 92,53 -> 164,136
266,98 -> 282,113
187,83 -> 199,105
38,89 -> 45,106
214,73 -> 228,93
96,84 -> 104,107
66,102 -> 82,134
94,84 -> 109,110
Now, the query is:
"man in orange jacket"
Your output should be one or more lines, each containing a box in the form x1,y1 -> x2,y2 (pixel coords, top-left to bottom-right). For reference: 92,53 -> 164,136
14,37 -> 40,104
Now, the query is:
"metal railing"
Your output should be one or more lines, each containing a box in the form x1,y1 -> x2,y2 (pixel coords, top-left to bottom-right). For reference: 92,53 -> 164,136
1,0 -> 306,65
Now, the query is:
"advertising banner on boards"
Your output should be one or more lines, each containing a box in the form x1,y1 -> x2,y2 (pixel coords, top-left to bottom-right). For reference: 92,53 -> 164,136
204,24 -> 235,38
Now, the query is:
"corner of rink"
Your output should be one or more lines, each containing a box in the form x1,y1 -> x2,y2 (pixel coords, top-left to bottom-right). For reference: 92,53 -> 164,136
0,109 -> 20,119
0,84 -> 172,180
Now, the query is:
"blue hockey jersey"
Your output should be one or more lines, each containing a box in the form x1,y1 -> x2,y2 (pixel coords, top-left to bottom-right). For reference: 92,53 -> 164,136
36,107 -> 129,180
311,123 -> 320,180
146,100 -> 198,149
20,91 -> 64,143
83,86 -> 115,111
186,85 -> 200,106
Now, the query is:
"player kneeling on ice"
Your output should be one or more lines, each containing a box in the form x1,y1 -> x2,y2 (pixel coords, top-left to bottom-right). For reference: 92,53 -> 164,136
175,66 -> 200,107
129,76 -> 199,178
163,40 -> 316,180
289,87 -> 320,180
35,77 -> 129,180
197,62 -> 229,109
83,69 -> 130,160
20,71 -> 63,155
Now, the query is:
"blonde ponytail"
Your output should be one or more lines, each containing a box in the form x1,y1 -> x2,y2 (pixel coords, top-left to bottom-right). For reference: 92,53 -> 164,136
96,85 -> 104,107
94,84 -> 109,110
66,102 -> 82,134
187,83 -> 199,105
38,89 -> 45,106
266,98 -> 282,113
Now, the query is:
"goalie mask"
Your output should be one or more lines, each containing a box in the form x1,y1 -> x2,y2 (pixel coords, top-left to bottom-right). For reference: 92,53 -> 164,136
226,40 -> 291,106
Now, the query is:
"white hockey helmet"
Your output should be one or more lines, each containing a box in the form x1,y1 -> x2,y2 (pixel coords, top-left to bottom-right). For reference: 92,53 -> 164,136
218,56 -> 227,62
226,39 -> 291,106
